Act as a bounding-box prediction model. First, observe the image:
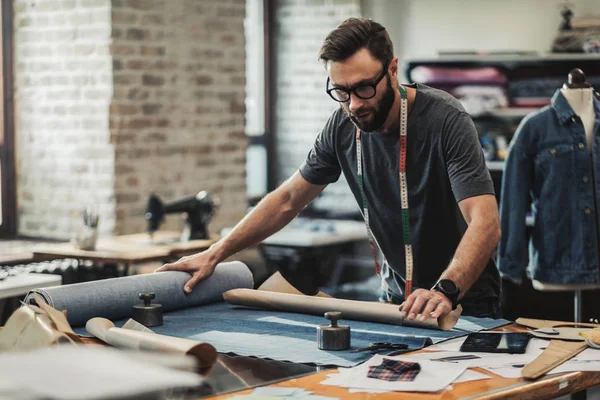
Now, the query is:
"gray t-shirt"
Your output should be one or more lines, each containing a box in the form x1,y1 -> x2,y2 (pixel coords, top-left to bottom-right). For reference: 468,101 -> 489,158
299,84 -> 500,303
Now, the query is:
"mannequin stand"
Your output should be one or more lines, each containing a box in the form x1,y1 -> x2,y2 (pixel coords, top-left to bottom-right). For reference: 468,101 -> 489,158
532,281 -> 599,323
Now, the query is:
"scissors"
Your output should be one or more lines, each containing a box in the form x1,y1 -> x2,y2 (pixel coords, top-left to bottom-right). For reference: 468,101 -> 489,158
351,342 -> 409,353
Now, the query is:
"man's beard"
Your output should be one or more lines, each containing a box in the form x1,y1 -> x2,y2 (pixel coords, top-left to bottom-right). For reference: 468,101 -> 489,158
344,75 -> 395,133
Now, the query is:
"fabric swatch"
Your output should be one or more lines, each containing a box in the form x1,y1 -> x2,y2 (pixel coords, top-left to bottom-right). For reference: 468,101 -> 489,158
367,358 -> 421,382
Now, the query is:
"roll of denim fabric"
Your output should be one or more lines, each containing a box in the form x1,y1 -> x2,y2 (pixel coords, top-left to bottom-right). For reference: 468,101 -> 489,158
23,261 -> 253,327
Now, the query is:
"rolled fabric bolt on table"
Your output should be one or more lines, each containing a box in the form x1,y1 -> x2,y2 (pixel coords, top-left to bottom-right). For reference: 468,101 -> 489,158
23,261 -> 254,327
223,289 -> 462,331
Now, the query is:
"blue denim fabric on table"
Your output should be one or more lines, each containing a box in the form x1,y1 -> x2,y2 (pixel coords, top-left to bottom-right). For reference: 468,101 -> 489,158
75,302 -> 509,367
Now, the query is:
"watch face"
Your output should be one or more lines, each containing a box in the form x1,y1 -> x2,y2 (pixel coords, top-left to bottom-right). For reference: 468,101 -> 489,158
439,279 -> 458,294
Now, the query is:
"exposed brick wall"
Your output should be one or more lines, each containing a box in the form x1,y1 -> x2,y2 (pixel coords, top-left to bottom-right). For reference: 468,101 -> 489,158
110,0 -> 247,235
274,0 -> 361,214
13,0 -> 247,239
14,0 -> 115,239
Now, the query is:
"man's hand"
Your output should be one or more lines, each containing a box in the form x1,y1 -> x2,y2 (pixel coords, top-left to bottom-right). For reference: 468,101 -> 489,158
399,289 -> 452,322
155,250 -> 218,294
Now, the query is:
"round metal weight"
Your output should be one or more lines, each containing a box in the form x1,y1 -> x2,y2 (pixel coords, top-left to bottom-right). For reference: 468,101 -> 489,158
317,311 -> 350,351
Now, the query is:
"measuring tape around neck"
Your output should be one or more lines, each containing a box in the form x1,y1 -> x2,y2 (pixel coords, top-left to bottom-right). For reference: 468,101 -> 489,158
355,85 -> 413,298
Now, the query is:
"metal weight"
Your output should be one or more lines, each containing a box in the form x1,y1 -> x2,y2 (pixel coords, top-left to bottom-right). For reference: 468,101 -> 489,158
317,311 -> 350,351
132,292 -> 163,327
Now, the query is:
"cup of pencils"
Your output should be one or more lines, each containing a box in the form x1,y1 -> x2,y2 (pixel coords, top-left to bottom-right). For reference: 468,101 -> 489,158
73,206 -> 99,250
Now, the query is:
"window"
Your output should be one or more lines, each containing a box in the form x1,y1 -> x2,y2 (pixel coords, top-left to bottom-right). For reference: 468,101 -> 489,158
0,0 -> 16,237
244,0 -> 274,202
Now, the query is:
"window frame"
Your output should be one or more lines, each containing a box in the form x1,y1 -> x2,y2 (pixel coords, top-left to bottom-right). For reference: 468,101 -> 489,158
1,0 -> 17,237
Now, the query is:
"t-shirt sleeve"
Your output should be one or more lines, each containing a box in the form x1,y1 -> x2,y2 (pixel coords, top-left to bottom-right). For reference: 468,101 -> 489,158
298,111 -> 342,185
442,111 -> 495,202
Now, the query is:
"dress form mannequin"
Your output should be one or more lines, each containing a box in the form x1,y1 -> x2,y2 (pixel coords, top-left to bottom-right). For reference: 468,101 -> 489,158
560,86 -> 595,149
532,69 -> 600,322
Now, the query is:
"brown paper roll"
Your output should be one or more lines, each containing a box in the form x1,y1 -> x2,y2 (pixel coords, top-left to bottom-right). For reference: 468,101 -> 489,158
86,318 -> 217,374
223,288 -> 461,331
258,272 -> 331,298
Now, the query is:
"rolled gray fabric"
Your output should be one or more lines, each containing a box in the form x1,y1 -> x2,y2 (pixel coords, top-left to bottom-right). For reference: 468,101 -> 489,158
24,261 -> 253,327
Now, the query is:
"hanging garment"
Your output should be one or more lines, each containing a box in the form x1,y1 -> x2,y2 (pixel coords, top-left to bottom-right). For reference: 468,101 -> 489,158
498,89 -> 600,285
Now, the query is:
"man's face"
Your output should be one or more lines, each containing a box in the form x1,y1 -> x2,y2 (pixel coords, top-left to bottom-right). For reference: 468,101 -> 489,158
327,49 -> 396,133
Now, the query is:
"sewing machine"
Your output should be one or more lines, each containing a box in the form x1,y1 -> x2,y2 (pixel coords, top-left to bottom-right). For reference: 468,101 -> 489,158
145,191 -> 219,241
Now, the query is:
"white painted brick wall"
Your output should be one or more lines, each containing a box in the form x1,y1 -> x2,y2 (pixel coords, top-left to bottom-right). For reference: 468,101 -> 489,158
14,0 -> 247,239
110,0 -> 247,235
274,0 -> 361,214
14,0 -> 115,239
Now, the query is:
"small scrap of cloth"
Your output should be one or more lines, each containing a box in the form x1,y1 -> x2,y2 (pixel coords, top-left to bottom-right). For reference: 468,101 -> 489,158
367,358 -> 421,382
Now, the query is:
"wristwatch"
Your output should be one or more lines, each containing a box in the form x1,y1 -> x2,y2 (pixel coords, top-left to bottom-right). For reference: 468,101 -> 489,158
432,279 -> 461,310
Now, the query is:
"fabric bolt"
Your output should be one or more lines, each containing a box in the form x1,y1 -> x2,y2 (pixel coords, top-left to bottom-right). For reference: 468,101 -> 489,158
23,261 -> 253,326
498,90 -> 600,285
74,301 -> 509,367
367,359 -> 421,382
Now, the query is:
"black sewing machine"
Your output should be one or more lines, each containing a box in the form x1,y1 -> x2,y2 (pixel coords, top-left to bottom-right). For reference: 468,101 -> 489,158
145,191 -> 219,241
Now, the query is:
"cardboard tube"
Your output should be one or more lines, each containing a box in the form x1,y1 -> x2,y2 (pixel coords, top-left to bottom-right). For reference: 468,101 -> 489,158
223,289 -> 461,331
86,318 -> 217,373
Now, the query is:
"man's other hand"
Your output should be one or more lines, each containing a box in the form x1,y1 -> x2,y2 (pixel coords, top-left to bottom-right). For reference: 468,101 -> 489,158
155,251 -> 217,294
398,289 -> 452,322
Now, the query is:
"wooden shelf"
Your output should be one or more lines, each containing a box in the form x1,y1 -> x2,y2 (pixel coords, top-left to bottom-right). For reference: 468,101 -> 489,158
406,53 -> 600,65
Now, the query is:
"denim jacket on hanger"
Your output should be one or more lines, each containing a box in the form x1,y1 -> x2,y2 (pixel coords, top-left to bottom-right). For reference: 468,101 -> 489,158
498,89 -> 600,285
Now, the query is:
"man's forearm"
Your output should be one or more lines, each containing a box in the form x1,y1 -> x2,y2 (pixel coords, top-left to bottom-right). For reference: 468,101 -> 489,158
439,219 -> 500,298
206,190 -> 303,265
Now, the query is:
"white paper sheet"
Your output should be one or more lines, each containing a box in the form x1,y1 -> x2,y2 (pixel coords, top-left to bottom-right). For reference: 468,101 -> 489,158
549,348 -> 600,374
348,388 -> 389,394
229,387 -> 339,400
453,369 -> 492,383
321,354 -> 469,392
568,347 -> 600,362
0,345 -> 203,400
400,350 -> 497,367
344,339 -> 550,382
461,339 -> 548,378
550,360 -> 600,374
346,368 -> 491,393
426,336 -> 467,352
251,387 -> 303,396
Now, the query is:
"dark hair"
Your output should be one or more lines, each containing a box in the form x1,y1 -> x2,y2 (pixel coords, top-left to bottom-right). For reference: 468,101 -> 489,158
319,18 -> 393,67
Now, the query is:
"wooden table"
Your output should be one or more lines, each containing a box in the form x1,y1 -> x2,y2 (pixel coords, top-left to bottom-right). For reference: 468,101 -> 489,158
112,231 -> 218,260
0,253 -> 35,266
31,231 -> 217,275
21,314 -> 600,399
207,366 -> 599,400
207,324 -> 600,400
0,273 -> 62,300
0,273 -> 62,323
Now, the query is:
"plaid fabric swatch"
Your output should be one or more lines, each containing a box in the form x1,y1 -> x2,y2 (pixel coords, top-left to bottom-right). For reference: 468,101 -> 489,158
367,358 -> 421,382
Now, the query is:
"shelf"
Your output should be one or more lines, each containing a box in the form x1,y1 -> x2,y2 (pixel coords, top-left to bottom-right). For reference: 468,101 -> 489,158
404,53 -> 600,89
486,161 -> 505,171
485,107 -> 539,118
406,53 -> 600,64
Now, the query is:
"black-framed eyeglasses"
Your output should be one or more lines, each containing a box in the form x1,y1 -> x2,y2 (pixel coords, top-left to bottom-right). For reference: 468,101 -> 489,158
326,60 -> 390,102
